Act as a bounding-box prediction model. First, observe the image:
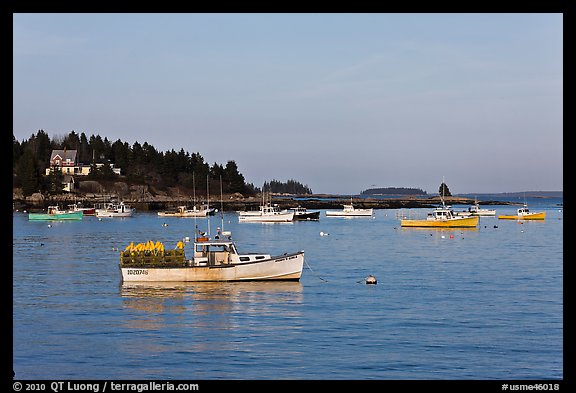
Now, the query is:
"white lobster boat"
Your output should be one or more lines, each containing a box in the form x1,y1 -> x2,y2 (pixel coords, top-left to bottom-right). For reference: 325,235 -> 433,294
157,204 -> 215,217
95,201 -> 135,217
325,202 -> 373,217
238,203 -> 294,222
456,200 -> 496,217
119,231 -> 304,282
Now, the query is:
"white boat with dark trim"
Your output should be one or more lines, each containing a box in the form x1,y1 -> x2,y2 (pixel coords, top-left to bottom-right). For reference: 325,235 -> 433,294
238,203 -> 294,222
291,206 -> 320,220
95,201 -> 135,217
68,202 -> 96,216
456,200 -> 496,217
119,230 -> 304,282
157,204 -> 215,218
325,202 -> 373,217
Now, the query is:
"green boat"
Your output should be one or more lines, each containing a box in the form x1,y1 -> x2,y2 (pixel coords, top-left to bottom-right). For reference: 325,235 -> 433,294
28,205 -> 84,221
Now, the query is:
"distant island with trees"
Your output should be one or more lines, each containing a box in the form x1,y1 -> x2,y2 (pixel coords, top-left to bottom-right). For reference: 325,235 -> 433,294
360,187 -> 427,196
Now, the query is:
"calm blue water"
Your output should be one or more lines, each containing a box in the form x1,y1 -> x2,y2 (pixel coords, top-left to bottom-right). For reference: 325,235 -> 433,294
12,198 -> 563,380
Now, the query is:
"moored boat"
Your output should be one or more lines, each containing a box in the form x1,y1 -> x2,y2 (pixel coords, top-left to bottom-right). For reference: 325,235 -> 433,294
498,205 -> 546,220
238,203 -> 294,222
325,202 -> 373,217
68,202 -> 96,216
119,230 -> 304,282
291,206 -> 320,220
456,199 -> 496,217
157,204 -> 215,218
28,205 -> 84,221
400,203 -> 479,228
95,201 -> 135,218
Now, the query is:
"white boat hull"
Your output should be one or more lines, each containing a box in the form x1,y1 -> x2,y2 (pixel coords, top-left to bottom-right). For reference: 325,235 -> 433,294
157,211 -> 210,217
95,202 -> 135,217
326,210 -> 373,217
238,212 -> 294,222
121,251 -> 304,282
473,210 -> 496,216
96,210 -> 134,217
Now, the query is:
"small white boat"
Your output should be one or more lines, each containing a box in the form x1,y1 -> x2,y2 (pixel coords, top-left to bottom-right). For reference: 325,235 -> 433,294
68,202 -> 96,216
238,203 -> 294,222
457,200 -> 496,217
120,231 -> 304,282
95,201 -> 135,217
157,204 -> 215,218
325,202 -> 373,217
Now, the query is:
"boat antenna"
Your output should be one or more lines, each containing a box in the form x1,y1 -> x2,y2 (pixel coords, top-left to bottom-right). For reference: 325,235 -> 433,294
193,171 -> 198,240
207,174 -> 211,237
440,176 -> 446,207
219,174 -> 225,233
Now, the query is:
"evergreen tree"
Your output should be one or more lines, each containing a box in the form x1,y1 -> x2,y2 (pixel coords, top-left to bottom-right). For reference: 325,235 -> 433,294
44,167 -> 65,195
17,149 -> 41,196
78,132 -> 92,164
439,182 -> 452,197
63,131 -> 81,150
223,160 -> 245,193
13,135 -> 22,167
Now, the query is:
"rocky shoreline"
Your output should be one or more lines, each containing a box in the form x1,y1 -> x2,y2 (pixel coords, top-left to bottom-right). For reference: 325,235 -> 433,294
13,188 -> 517,212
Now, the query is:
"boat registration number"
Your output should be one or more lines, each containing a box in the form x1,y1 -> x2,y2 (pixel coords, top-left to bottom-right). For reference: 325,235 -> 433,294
275,255 -> 298,263
126,269 -> 148,275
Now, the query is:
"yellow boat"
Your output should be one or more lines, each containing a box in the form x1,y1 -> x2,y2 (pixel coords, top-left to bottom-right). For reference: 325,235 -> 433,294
498,206 -> 546,220
400,204 -> 479,228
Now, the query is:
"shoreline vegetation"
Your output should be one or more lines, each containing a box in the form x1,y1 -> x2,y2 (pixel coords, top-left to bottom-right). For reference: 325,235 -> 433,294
13,188 -> 559,213
13,132 -> 561,213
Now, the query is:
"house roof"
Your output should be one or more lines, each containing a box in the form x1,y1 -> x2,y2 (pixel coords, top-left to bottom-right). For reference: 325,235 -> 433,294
50,149 -> 77,162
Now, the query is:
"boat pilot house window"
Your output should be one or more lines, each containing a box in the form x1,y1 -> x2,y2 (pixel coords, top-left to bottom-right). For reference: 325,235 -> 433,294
195,243 -> 237,265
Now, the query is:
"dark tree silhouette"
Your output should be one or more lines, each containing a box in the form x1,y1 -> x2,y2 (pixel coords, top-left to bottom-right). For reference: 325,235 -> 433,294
439,182 -> 452,197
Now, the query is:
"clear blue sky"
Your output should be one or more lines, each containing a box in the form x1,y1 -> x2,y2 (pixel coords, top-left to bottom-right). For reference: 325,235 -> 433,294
12,13 -> 563,195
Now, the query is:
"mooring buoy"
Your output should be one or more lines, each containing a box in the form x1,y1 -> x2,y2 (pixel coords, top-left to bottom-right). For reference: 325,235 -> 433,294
365,275 -> 377,285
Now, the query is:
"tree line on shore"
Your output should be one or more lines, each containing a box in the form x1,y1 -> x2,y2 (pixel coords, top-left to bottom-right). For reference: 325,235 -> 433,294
13,130 -> 312,197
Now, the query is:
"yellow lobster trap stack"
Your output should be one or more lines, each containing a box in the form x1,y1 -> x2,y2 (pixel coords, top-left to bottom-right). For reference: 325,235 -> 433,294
120,240 -> 186,267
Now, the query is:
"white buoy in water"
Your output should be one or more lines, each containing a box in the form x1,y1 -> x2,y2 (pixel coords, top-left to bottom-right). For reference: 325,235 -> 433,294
366,275 -> 377,285
320,231 -> 329,236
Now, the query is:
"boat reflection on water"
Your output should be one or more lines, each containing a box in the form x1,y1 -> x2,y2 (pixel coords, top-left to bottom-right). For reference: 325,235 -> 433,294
121,280 -> 303,297
119,281 -> 305,355
120,281 -> 304,316
398,226 -> 479,234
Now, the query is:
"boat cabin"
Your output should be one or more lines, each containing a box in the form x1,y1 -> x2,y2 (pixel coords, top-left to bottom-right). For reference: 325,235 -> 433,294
192,238 -> 272,266
47,206 -> 62,215
260,203 -> 283,214
428,206 -> 456,221
518,207 -> 530,215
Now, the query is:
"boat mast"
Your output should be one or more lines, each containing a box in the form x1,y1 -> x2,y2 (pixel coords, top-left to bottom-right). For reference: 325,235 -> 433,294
440,176 -> 446,207
207,175 -> 211,236
220,175 -> 225,233
193,172 -> 198,239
